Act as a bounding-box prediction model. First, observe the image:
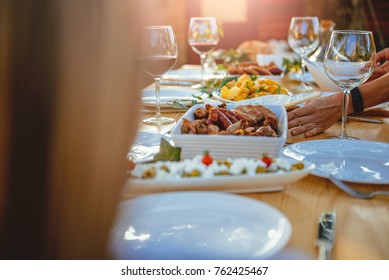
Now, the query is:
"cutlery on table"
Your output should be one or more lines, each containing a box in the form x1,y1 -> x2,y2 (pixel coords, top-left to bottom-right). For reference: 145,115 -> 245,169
346,116 -> 383,124
315,211 -> 336,260
329,175 -> 389,199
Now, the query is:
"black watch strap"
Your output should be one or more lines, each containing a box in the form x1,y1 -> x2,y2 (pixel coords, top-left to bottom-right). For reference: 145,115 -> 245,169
351,87 -> 364,113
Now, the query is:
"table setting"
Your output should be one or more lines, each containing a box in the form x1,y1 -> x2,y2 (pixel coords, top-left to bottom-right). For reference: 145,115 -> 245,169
113,15 -> 389,261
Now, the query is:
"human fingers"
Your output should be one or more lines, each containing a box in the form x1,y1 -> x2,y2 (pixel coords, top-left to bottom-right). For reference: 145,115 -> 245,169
288,113 -> 317,129
304,126 -> 326,138
290,117 -> 331,137
368,72 -> 385,82
287,104 -> 315,121
290,121 -> 326,137
376,49 -> 389,63
368,65 -> 389,81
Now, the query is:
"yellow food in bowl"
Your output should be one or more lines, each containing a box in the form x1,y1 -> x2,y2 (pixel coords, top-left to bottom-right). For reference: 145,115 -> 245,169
220,74 -> 289,101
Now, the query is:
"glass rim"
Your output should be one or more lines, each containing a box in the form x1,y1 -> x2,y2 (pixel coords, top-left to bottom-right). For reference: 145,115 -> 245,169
332,30 -> 373,35
144,25 -> 173,29
290,16 -> 319,20
189,17 -> 217,20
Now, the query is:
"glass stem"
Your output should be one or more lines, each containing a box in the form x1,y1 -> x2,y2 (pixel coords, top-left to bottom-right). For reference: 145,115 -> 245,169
200,52 -> 207,86
154,77 -> 162,119
300,56 -> 307,87
339,90 -> 350,139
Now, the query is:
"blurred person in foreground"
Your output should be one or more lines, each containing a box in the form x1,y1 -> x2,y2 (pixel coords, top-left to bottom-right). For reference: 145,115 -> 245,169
288,48 -> 389,137
0,0 -> 142,259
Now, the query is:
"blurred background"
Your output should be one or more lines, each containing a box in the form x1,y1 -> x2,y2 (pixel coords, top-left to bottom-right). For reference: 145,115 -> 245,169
142,0 -> 388,67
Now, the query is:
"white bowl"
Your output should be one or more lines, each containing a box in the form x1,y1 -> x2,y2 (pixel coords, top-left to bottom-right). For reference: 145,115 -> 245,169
305,60 -> 341,92
235,95 -> 292,106
256,54 -> 284,69
171,104 -> 287,159
256,52 -> 298,69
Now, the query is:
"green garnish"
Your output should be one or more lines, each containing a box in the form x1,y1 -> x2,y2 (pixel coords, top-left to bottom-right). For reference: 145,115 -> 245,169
282,57 -> 301,74
153,138 -> 181,161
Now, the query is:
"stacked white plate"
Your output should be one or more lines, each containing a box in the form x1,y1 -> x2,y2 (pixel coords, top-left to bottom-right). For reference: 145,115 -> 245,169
109,192 -> 292,260
171,104 -> 287,159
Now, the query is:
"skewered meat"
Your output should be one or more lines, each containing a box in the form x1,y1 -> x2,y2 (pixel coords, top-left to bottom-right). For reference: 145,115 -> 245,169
214,108 -> 232,130
218,108 -> 239,123
255,125 -> 277,137
232,105 -> 278,130
181,104 -> 279,137
226,120 -> 242,134
194,107 -> 207,119
181,118 -> 207,134
227,61 -> 283,75
207,124 -> 220,135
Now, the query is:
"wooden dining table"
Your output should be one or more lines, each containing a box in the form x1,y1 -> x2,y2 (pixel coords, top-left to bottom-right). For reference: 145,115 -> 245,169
129,68 -> 389,260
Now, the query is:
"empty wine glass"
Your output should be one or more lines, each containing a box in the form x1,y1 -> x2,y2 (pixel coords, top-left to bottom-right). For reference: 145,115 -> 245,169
140,26 -> 178,125
188,17 -> 219,85
288,17 -> 320,92
324,30 -> 376,139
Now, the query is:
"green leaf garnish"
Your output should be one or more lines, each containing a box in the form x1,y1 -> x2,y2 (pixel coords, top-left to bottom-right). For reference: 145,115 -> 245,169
153,138 -> 181,161
282,57 -> 301,74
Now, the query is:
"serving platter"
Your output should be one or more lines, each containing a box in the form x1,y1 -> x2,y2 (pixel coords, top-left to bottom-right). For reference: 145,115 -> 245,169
124,159 -> 314,196
210,75 -> 293,104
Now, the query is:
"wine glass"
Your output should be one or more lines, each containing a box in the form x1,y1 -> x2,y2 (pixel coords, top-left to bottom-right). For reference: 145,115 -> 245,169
324,30 -> 376,139
188,17 -> 219,85
288,17 -> 320,92
140,26 -> 178,125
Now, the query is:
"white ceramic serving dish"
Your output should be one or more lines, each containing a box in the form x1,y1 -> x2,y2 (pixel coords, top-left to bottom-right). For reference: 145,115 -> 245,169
256,54 -> 284,69
304,59 -> 341,92
124,159 -> 314,196
211,75 -> 293,104
171,104 -> 287,159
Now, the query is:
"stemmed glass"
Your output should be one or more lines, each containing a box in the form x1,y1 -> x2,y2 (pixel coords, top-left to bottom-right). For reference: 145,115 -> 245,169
188,17 -> 219,85
288,17 -> 320,92
324,30 -> 376,139
140,26 -> 178,125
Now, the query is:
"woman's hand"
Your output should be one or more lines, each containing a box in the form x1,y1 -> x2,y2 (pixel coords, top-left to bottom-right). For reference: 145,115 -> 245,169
369,48 -> 389,81
287,92 -> 343,137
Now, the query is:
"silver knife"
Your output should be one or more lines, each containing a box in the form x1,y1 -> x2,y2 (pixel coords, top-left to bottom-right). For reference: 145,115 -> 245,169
347,116 -> 383,124
315,211 -> 336,260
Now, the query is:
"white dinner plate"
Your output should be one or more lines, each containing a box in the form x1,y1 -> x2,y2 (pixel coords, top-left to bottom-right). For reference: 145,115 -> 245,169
162,69 -> 225,82
282,139 -> 389,184
142,86 -> 202,107
125,159 -> 314,195
162,68 -> 202,82
127,131 -> 171,163
109,191 -> 292,260
288,72 -> 315,83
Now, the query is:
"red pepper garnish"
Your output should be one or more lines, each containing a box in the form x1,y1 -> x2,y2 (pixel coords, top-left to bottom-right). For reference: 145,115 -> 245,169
201,151 -> 213,166
261,155 -> 273,167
